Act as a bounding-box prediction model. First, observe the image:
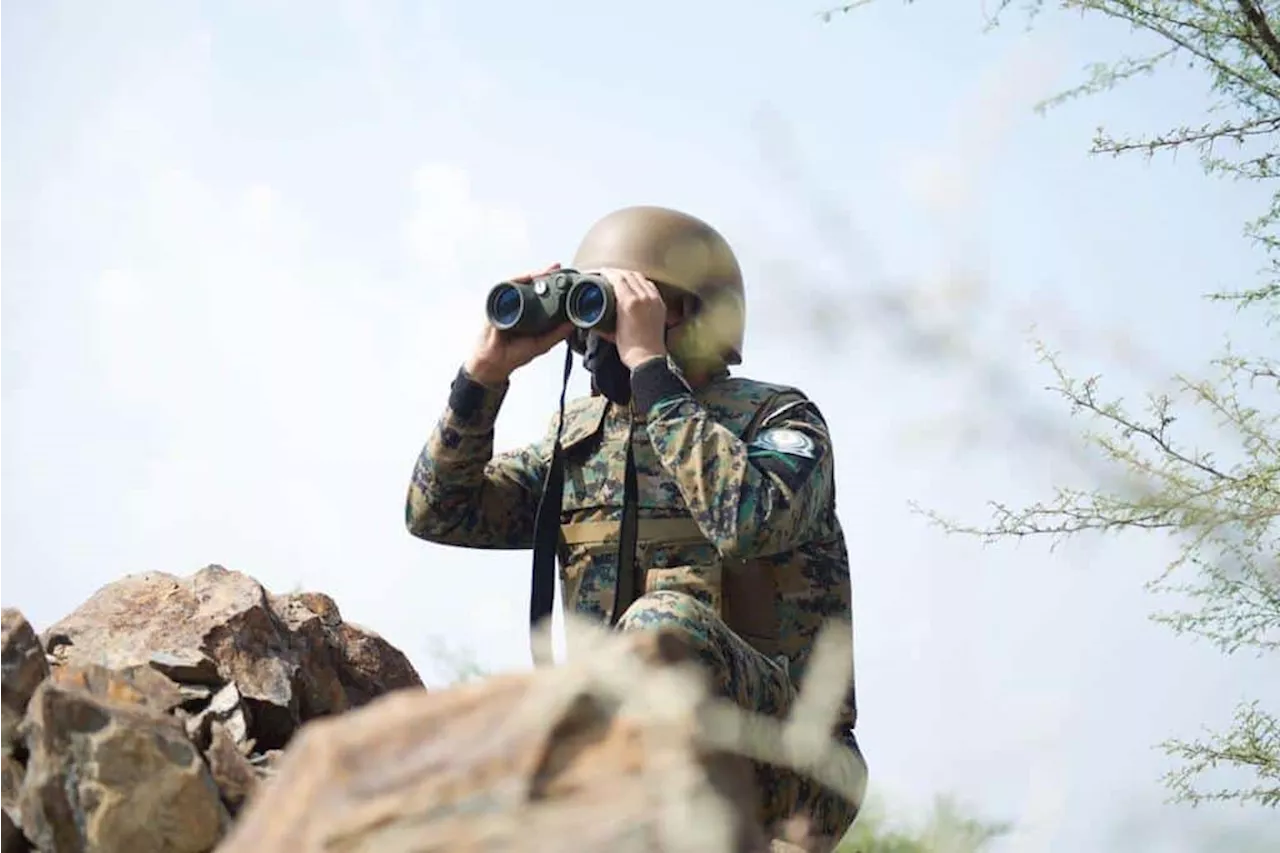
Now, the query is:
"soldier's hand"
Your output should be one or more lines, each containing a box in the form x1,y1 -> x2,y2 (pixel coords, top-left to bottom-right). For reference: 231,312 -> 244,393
466,263 -> 573,387
596,268 -> 671,369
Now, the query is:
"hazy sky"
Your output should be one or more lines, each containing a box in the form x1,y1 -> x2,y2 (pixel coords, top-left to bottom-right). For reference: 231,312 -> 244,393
4,1 -> 1277,850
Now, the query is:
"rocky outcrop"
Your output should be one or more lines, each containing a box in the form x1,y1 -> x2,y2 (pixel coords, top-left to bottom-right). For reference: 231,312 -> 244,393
1,565 -> 863,853
40,565 -> 421,751
2,609 -> 50,745
1,565 -> 424,853
18,666 -> 230,853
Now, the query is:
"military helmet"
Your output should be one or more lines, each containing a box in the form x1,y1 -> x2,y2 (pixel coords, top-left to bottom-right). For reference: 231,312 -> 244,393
572,205 -> 746,366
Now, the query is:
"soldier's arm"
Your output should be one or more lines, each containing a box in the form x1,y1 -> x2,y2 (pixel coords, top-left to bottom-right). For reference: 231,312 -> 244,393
633,358 -> 834,559
405,366 -> 551,549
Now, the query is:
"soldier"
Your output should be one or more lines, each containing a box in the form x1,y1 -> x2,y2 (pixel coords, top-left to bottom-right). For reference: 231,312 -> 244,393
405,205 -> 867,849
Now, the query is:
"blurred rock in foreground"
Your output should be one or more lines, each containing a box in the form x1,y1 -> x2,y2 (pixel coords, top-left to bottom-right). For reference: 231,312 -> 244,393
216,631 -> 768,853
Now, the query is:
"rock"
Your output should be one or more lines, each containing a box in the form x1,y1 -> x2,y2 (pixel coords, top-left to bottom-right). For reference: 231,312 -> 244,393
770,842 -> 809,853
3,807 -> 30,853
148,651 -> 222,687
185,683 -> 252,752
40,565 -> 424,752
2,750 -> 23,806
267,591 -> 422,716
2,750 -> 25,846
49,663 -> 186,714
204,722 -> 259,815
178,683 -> 216,708
17,676 -> 230,853
248,749 -> 284,779
263,593 -> 351,721
215,633 -> 768,853
332,620 -> 424,705
2,609 -> 50,747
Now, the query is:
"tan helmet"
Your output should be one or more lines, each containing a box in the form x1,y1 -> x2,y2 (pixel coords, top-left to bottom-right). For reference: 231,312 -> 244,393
572,205 -> 746,366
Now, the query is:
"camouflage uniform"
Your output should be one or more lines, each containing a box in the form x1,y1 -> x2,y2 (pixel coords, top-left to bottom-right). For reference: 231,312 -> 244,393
407,354 -> 866,846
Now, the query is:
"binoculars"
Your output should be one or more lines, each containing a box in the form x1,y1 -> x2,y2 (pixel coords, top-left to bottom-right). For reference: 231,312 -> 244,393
485,269 -> 616,336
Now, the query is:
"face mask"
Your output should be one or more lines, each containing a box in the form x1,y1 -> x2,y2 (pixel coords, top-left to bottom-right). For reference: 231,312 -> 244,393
583,331 -> 632,406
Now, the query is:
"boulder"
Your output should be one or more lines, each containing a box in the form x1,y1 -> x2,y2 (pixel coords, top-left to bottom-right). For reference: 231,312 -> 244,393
215,629 -> 770,853
3,751 -> 27,850
3,807 -> 31,853
16,672 -> 230,853
39,565 -> 423,750
3,609 -> 50,747
1,567 -> 431,852
203,722 -> 259,813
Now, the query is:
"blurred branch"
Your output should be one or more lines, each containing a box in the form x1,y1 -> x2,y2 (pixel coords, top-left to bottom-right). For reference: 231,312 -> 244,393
747,104 -> 1169,492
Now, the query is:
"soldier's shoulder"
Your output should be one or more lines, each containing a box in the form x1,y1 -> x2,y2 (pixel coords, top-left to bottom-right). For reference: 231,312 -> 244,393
690,373 -> 812,437
701,373 -> 809,407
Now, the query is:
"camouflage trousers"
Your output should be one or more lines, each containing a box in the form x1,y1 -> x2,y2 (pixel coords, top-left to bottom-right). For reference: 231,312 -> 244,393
615,590 -> 865,849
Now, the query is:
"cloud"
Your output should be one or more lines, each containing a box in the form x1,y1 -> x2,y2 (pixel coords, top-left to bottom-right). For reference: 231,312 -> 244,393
404,163 -> 533,285
12,125 -> 551,670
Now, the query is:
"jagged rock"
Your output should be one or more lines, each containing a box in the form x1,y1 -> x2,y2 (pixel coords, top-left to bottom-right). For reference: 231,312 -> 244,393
17,676 -> 230,853
3,806 -> 31,853
268,590 -> 422,713
332,620 -> 424,704
39,565 -> 424,751
215,644 -> 768,853
248,748 -> 284,779
2,609 -> 50,747
2,750 -> 25,847
178,683 -> 216,708
50,662 -> 186,713
204,721 -> 259,814
2,750 -> 22,806
185,683 -> 252,752
148,650 -> 222,687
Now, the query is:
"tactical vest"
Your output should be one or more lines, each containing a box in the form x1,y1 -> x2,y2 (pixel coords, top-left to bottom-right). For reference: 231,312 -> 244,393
531,373 -> 857,731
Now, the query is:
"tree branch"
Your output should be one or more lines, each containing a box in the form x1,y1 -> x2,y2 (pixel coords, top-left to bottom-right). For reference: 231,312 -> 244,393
1237,0 -> 1280,82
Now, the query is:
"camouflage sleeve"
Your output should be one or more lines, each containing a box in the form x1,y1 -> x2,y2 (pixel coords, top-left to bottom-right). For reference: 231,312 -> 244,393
632,357 -> 834,560
404,366 -> 551,549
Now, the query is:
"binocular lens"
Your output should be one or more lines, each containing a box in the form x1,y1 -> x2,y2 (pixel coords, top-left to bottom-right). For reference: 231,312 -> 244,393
487,284 -> 524,329
568,282 -> 607,327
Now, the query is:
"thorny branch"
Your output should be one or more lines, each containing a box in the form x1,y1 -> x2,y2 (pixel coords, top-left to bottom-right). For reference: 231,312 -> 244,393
1237,0 -> 1280,82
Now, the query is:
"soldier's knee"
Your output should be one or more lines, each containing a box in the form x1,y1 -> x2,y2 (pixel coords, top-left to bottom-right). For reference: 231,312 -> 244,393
615,591 -> 725,683
615,590 -> 722,652
616,590 -> 712,633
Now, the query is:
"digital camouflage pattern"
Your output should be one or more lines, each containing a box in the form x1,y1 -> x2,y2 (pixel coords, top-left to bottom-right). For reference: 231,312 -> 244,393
617,589 -> 861,845
406,358 -> 862,842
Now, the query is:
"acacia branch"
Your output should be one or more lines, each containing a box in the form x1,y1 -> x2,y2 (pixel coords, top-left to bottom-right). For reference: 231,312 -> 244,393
1051,381 -> 1240,484
1238,0 -> 1280,82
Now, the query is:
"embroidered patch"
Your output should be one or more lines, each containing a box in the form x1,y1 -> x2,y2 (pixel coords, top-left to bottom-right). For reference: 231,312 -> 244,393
750,428 -> 817,459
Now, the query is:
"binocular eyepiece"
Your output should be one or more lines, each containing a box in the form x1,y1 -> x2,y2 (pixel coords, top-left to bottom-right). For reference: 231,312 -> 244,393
485,269 -> 617,336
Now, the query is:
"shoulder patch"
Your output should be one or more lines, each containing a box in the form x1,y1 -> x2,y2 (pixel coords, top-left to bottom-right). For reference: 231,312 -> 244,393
749,427 -> 817,459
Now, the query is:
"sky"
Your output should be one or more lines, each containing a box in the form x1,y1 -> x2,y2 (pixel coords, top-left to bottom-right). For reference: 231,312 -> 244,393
3,1 -> 1278,850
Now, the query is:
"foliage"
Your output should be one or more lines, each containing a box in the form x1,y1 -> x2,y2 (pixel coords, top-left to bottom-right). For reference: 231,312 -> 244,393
825,0 -> 1280,810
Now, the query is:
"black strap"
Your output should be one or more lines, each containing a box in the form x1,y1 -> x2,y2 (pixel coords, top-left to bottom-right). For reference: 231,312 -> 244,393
529,344 -> 575,665
610,435 -> 639,625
